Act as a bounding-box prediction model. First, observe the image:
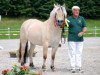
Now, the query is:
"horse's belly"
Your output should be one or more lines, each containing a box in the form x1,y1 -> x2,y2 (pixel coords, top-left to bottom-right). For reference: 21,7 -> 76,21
27,24 -> 43,45
28,34 -> 43,45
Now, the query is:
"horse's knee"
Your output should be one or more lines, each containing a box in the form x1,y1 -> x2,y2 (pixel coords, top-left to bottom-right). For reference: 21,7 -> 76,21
43,55 -> 47,60
52,55 -> 55,60
52,48 -> 57,60
52,51 -> 56,60
43,47 -> 48,60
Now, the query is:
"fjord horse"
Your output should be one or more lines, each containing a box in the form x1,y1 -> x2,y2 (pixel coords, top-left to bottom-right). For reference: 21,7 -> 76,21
19,4 -> 67,71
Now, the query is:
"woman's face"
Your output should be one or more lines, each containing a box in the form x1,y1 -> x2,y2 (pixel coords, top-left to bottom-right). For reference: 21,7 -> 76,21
72,9 -> 80,17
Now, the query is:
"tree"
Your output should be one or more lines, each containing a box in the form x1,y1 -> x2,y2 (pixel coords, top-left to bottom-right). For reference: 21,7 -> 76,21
9,0 -> 32,17
30,0 -> 55,19
65,0 -> 100,18
0,0 -> 10,16
0,0 -> 100,19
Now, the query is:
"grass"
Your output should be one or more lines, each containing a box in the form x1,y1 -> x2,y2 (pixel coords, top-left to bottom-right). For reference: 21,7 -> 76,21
0,17 -> 100,39
0,17 -> 26,29
85,19 -> 100,37
86,19 -> 100,28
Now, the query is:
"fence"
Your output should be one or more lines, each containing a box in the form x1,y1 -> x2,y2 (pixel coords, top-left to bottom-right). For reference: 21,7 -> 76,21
86,26 -> 100,37
0,28 -> 20,39
0,27 -> 100,39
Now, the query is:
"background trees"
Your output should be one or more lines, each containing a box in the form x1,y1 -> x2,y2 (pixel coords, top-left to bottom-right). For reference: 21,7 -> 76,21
0,0 -> 100,19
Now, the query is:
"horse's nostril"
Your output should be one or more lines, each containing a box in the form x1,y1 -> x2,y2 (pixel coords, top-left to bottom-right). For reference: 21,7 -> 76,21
57,20 -> 63,23
57,20 -> 60,23
60,20 -> 63,23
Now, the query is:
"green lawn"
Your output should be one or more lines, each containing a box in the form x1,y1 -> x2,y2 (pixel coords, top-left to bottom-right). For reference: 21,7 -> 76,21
85,19 -> 100,37
0,17 -> 26,29
0,17 -> 100,39
86,19 -> 100,28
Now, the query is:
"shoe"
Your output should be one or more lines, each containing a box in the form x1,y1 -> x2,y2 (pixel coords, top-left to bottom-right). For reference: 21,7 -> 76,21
70,69 -> 76,73
76,68 -> 84,73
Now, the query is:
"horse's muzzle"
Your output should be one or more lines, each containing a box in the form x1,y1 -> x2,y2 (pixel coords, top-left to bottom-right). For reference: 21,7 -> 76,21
57,20 -> 63,28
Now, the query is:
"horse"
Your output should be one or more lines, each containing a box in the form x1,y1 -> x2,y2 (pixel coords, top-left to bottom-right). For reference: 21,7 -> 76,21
18,4 -> 67,71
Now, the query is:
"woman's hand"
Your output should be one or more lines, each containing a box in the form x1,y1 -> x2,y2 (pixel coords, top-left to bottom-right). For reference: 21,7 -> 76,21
78,32 -> 84,37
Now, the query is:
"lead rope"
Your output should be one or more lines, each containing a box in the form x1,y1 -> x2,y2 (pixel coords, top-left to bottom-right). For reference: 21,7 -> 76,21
61,28 -> 66,44
61,19 -> 69,44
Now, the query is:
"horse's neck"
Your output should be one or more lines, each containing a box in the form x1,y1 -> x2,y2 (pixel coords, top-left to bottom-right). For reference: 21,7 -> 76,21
45,17 -> 61,30
44,16 -> 62,35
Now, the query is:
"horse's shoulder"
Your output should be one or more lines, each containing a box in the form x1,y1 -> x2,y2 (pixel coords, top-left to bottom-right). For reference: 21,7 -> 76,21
22,19 -> 42,25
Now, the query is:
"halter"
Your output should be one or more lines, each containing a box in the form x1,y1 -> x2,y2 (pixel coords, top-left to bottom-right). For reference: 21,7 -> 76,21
54,16 -> 57,27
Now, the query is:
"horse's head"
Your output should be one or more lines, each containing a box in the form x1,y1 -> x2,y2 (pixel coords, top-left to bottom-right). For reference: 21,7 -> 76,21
51,4 -> 67,28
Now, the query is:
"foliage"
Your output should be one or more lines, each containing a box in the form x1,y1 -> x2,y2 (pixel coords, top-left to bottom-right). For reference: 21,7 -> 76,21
2,65 -> 41,75
65,0 -> 100,18
0,0 -> 99,19
2,65 -> 29,75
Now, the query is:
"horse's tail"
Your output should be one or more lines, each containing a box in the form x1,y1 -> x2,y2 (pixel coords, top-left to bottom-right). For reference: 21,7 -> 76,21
24,41 -> 28,63
19,41 -> 28,64
18,42 -> 21,62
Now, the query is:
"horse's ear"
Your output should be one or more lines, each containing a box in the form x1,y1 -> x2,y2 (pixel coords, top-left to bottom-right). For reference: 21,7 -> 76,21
62,4 -> 67,17
62,4 -> 66,7
54,3 -> 59,7
54,4 -> 56,7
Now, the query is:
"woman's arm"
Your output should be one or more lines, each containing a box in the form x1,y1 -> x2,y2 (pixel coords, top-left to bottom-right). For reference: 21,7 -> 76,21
78,27 -> 87,37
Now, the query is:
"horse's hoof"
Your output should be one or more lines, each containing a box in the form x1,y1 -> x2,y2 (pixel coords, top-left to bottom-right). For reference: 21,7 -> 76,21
21,62 -> 25,66
58,44 -> 61,47
29,63 -> 35,69
51,66 -> 55,71
42,65 -> 46,71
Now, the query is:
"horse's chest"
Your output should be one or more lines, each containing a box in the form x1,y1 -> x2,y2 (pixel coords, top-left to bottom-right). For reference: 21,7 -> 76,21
48,31 -> 61,46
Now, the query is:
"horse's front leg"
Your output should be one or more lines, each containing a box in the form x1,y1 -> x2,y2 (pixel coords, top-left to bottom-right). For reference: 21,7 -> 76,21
51,47 -> 58,71
42,42 -> 48,70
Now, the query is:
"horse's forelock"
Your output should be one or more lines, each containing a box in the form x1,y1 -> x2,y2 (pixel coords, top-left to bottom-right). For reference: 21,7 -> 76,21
61,6 -> 67,17
50,6 -> 61,17
50,5 -> 67,18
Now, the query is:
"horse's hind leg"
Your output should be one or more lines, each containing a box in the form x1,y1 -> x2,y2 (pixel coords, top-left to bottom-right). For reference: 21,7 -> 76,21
20,40 -> 28,65
51,47 -> 58,71
29,43 -> 35,68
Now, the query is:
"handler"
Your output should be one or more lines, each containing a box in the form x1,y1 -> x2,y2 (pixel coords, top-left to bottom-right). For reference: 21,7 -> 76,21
67,6 -> 87,73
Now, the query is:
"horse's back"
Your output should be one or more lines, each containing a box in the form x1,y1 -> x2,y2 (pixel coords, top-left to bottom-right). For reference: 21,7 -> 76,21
21,19 -> 43,29
20,19 -> 44,45
20,19 -> 43,33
